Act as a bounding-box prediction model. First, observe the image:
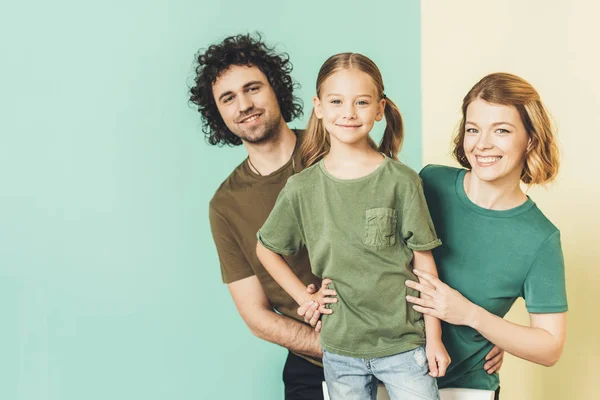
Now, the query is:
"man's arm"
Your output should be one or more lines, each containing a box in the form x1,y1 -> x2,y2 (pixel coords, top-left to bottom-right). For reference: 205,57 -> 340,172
228,275 -> 322,359
209,203 -> 321,358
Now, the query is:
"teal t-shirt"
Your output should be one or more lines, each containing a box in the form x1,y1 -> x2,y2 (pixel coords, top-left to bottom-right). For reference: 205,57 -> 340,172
420,165 -> 568,390
258,157 -> 441,358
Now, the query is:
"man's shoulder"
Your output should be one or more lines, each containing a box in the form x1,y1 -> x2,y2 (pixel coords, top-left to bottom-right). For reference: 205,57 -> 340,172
211,128 -> 305,213
209,159 -> 249,214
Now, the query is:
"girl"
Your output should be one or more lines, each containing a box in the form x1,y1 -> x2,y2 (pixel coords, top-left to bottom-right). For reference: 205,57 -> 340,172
405,73 -> 568,399
256,53 -> 449,400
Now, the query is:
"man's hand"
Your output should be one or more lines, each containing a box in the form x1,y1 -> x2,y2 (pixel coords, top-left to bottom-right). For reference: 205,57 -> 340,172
298,296 -> 323,332
297,278 -> 337,331
484,345 -> 504,374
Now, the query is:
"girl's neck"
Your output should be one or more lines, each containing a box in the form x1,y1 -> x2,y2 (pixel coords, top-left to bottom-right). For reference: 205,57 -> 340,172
323,139 -> 384,180
463,170 -> 528,210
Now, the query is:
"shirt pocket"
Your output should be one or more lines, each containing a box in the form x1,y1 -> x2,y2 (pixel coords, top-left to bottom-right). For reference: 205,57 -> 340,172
364,207 -> 398,248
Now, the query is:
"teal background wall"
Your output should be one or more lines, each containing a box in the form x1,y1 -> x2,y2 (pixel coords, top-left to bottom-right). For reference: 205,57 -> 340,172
0,1 -> 421,399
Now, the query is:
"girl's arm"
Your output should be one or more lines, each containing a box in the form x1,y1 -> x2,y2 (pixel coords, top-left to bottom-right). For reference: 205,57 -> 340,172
406,270 -> 566,367
256,241 -> 336,311
412,250 -> 451,377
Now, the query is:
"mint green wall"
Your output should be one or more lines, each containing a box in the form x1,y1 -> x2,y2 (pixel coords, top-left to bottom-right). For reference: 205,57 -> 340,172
0,1 -> 421,399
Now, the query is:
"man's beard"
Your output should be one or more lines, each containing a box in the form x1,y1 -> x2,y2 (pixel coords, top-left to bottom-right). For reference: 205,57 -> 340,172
233,109 -> 282,145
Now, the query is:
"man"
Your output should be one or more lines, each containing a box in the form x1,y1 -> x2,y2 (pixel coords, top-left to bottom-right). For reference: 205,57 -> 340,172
189,33 -> 326,400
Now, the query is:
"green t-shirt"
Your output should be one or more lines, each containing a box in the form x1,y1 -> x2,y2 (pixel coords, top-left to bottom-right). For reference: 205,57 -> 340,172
258,156 -> 441,358
420,165 -> 568,391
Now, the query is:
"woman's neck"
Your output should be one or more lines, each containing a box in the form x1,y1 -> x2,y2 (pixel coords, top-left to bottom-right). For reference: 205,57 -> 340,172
463,171 -> 528,210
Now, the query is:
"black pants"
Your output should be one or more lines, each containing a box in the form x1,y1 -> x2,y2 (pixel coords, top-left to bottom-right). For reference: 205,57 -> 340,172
282,351 -> 324,400
495,386 -> 501,399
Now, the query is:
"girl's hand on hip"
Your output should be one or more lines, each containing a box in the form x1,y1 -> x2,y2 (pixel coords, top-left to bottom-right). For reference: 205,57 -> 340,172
405,269 -> 480,327
297,278 -> 337,331
297,298 -> 322,332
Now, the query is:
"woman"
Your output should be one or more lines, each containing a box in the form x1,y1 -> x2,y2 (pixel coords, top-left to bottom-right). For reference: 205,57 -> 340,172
405,72 -> 568,399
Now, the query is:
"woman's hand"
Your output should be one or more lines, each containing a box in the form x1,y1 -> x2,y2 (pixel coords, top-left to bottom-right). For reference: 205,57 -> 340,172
297,278 -> 337,331
405,269 -> 480,327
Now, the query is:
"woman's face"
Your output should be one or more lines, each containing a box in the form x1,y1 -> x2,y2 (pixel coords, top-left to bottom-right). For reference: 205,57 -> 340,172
463,98 -> 531,185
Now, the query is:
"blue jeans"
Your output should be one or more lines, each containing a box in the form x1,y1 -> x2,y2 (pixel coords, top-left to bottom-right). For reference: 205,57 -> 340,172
323,346 -> 439,400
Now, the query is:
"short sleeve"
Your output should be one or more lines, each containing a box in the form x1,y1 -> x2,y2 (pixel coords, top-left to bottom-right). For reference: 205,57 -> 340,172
523,231 -> 568,313
400,178 -> 442,251
257,187 -> 304,256
209,203 -> 254,284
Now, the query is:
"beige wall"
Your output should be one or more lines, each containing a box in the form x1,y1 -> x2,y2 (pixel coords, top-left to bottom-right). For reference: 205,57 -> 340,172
421,1 -> 599,398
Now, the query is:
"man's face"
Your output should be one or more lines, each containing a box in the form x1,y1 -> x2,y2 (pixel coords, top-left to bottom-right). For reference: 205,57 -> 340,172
212,65 -> 283,144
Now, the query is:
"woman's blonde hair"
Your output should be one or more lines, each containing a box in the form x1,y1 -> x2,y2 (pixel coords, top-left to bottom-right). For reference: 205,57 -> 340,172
300,53 -> 404,168
453,72 -> 559,185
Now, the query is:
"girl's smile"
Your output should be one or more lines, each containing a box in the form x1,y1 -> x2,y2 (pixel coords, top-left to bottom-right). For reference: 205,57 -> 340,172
313,69 -> 385,147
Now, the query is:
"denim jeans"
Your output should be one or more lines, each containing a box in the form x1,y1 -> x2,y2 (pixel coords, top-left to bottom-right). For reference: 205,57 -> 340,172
323,346 -> 439,400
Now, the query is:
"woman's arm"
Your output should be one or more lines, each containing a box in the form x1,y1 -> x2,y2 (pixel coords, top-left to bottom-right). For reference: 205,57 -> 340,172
471,309 -> 565,367
406,270 -> 566,367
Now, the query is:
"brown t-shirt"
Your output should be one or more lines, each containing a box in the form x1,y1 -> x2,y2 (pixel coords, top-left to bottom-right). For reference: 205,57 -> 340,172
208,132 -> 321,359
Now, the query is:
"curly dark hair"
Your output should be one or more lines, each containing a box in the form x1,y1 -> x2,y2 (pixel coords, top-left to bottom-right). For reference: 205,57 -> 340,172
189,33 -> 303,146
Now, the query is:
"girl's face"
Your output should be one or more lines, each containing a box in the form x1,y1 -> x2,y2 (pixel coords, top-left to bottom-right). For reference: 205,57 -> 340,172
463,98 -> 531,185
313,69 -> 385,148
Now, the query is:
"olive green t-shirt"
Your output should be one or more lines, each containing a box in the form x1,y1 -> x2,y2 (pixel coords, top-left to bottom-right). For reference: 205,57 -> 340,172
258,157 -> 442,358
420,165 -> 568,391
208,132 -> 322,363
